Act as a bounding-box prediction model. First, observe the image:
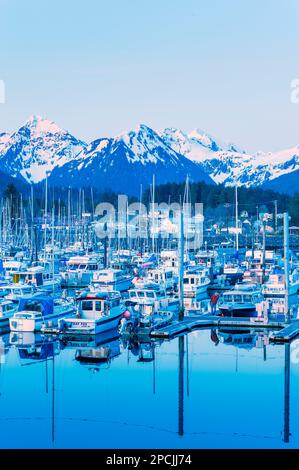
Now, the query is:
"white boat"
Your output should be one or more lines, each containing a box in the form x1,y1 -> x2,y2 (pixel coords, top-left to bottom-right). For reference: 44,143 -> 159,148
3,259 -> 27,280
183,269 -> 210,297
61,255 -> 103,287
9,294 -> 75,332
127,286 -> 179,312
0,284 -> 36,302
218,284 -> 263,317
92,269 -> 133,292
146,267 -> 177,292
223,263 -> 244,282
0,299 -> 18,332
58,291 -> 125,335
122,286 -> 178,334
12,265 -> 61,291
262,271 -> 299,297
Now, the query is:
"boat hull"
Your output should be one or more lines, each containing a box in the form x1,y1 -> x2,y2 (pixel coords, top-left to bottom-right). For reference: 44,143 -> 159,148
59,312 -> 123,335
10,308 -> 75,332
219,305 -> 257,318
93,278 -> 133,293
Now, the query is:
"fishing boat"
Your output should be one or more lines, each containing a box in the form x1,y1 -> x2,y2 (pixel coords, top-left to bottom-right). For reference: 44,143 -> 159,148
223,263 -> 244,283
183,268 -> 210,297
146,267 -> 177,292
12,264 -> 61,291
3,259 -> 27,280
218,284 -> 263,317
127,285 -> 179,313
0,283 -> 36,302
121,285 -> 179,334
262,271 -> 299,297
9,294 -> 75,332
0,299 -> 18,332
58,291 -> 125,335
92,269 -> 133,292
61,255 -> 103,287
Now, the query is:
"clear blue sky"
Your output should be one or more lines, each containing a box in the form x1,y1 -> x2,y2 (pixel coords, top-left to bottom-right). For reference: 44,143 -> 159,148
0,0 -> 299,152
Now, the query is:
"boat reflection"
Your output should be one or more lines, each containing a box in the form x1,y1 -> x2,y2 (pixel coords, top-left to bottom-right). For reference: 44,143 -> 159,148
60,329 -> 121,371
9,331 -> 59,362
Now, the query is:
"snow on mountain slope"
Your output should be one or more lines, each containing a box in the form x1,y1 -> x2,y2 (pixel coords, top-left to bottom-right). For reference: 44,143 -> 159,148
0,116 -> 298,194
0,116 -> 86,183
159,127 -> 299,189
0,132 -> 10,154
48,124 -> 214,194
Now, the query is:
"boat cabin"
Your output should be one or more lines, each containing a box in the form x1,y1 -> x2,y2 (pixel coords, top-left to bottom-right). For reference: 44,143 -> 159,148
0,284 -> 36,300
0,300 -> 16,317
76,292 -> 121,319
221,285 -> 262,305
66,256 -> 101,272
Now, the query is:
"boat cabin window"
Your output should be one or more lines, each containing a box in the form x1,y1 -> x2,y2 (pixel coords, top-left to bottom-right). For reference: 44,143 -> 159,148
22,301 -> 42,313
190,278 -> 195,285
110,299 -> 120,308
78,264 -> 87,270
138,291 -> 145,297
233,295 -> 242,302
224,295 -> 233,302
95,301 -> 103,311
165,271 -> 173,279
3,303 -> 14,312
22,287 -> 33,294
81,300 -> 93,311
243,295 -> 252,302
184,278 -> 189,284
146,291 -> 155,298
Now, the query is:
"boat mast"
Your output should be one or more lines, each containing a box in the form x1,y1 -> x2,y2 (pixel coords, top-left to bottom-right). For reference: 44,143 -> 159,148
179,209 -> 184,321
44,171 -> 49,251
152,174 -> 155,255
235,185 -> 239,253
284,212 -> 290,321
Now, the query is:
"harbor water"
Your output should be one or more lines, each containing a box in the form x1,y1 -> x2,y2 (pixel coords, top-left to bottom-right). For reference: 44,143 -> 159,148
0,324 -> 298,449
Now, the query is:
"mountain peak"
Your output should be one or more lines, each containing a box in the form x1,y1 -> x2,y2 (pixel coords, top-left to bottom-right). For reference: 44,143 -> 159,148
24,115 -> 66,136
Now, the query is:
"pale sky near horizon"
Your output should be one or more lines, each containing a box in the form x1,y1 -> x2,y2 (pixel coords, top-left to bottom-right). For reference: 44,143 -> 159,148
0,0 -> 299,153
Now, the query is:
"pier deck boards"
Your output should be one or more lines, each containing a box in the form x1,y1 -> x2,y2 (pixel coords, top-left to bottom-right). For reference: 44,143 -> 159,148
269,321 -> 299,343
150,315 -> 287,339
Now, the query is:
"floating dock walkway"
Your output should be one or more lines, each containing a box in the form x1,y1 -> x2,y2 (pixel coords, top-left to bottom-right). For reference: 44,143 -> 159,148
269,321 -> 299,343
150,314 -> 291,340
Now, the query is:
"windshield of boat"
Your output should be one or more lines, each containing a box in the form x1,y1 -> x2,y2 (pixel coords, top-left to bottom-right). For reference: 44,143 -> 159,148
81,300 -> 104,311
20,301 -> 43,313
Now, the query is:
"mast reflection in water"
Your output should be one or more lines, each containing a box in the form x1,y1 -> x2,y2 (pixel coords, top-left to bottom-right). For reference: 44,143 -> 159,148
0,328 -> 297,449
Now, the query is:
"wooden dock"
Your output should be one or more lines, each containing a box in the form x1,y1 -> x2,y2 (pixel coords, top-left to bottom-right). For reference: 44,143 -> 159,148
150,315 -> 287,339
269,321 -> 299,343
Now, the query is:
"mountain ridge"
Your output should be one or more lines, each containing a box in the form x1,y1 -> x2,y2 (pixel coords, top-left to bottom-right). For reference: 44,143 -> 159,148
0,116 -> 298,194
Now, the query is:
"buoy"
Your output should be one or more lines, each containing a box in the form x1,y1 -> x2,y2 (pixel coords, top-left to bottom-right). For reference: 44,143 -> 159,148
123,310 -> 131,319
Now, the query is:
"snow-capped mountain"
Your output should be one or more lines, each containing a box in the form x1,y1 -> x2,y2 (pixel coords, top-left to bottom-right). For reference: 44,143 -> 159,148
0,115 -> 86,183
159,127 -> 299,190
0,116 -> 298,194
48,124 -> 214,194
0,133 -> 10,154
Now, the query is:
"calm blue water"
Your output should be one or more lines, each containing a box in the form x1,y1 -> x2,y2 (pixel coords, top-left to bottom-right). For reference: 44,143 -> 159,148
0,327 -> 298,449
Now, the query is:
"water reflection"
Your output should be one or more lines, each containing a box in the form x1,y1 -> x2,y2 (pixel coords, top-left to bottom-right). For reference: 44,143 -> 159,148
0,325 -> 297,448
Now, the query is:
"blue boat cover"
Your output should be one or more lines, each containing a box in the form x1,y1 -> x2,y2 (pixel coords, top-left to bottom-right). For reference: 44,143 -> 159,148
18,295 -> 54,316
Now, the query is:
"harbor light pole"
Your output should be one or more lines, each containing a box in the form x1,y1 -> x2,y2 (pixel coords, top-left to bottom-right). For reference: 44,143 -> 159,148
178,209 -> 184,321
284,212 -> 290,322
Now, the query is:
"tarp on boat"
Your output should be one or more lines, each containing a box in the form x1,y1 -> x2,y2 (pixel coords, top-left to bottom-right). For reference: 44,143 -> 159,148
18,295 -> 54,316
